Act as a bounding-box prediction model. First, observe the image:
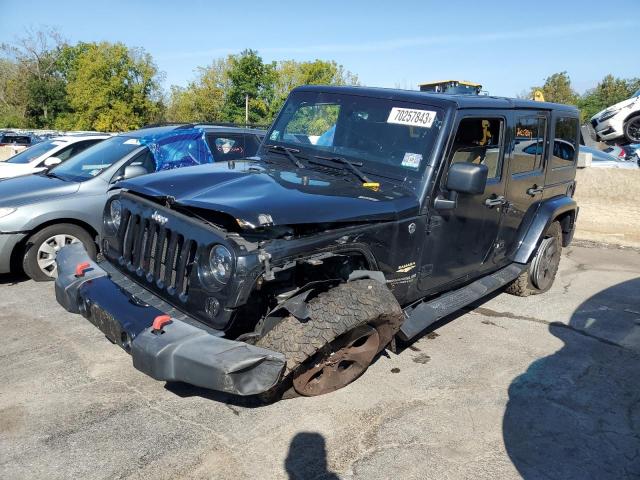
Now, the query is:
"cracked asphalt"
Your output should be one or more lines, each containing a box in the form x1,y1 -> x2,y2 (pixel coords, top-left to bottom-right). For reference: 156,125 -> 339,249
1,243 -> 639,479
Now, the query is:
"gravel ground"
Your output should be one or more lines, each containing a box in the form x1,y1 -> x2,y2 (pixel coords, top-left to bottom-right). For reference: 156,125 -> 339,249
1,244 -> 639,480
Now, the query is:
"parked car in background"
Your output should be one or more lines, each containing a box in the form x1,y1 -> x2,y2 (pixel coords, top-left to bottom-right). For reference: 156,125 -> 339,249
602,145 -> 627,161
620,143 -> 640,160
0,134 -> 109,179
590,89 -> 640,143
0,124 -> 264,281
580,145 -> 638,169
0,132 -> 40,154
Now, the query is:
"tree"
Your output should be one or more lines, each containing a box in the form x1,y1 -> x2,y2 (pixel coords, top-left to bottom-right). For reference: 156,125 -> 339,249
270,59 -> 358,117
578,75 -> 638,121
0,27 -> 67,127
60,42 -> 164,131
222,49 -> 276,124
165,59 -> 230,122
534,72 -> 579,106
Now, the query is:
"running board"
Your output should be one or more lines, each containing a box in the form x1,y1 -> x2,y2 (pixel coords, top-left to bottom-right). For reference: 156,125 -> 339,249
398,264 -> 525,341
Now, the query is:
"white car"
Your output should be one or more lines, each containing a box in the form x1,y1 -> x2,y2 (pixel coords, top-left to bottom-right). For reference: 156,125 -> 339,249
0,134 -> 109,179
590,89 -> 640,143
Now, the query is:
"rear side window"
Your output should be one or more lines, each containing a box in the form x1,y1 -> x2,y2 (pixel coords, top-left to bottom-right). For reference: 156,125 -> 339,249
207,134 -> 261,161
551,117 -> 578,168
513,116 -> 547,175
449,117 -> 504,179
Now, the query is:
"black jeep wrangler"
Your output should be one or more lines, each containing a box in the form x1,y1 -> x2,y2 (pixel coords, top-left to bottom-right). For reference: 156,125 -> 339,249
55,86 -> 579,399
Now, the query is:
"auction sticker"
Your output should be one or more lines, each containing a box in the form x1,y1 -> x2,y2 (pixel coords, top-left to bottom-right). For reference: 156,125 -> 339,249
401,152 -> 422,169
387,107 -> 436,128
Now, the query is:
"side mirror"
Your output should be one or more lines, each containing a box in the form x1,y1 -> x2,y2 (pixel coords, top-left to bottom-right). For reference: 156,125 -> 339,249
434,162 -> 488,210
114,165 -> 148,183
44,156 -> 62,168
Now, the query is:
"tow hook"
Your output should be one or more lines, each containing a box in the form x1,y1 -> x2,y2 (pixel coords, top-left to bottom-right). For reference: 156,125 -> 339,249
151,315 -> 172,334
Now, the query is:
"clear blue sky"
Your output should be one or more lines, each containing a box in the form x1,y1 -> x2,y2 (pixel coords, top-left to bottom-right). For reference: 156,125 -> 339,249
1,0 -> 638,96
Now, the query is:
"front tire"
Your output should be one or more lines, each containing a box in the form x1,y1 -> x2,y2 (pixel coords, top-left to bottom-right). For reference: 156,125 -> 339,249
256,279 -> 403,399
623,115 -> 640,143
506,221 -> 562,297
22,224 -> 96,282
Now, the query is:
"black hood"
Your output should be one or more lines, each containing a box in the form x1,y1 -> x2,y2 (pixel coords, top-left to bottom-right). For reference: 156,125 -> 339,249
119,160 -> 419,226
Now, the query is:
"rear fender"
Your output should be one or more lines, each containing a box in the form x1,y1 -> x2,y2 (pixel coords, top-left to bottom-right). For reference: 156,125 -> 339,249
511,195 -> 577,264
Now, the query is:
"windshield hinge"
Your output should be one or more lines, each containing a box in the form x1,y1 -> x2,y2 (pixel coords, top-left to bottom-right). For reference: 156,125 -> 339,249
426,216 -> 442,234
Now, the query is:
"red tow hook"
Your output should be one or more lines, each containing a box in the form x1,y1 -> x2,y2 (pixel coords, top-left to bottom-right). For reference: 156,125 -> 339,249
152,315 -> 172,334
75,262 -> 91,277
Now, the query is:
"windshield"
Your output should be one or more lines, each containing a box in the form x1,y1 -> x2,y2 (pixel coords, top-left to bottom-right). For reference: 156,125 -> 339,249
5,139 -> 60,164
633,89 -> 640,98
267,91 -> 445,178
50,136 -> 141,181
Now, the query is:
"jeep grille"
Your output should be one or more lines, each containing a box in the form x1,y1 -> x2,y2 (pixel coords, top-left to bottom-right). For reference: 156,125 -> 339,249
119,208 -> 198,299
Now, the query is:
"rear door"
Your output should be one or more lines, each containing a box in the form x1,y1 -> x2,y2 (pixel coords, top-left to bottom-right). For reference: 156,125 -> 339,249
500,110 -> 550,260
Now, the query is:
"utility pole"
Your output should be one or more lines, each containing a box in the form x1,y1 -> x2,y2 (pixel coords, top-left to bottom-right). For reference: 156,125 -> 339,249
245,94 -> 249,126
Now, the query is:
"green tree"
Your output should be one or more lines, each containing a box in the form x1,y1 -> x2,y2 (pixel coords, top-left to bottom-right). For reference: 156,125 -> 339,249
222,49 -> 276,124
165,59 -> 230,122
532,71 -> 579,105
1,27 -> 68,127
578,74 -> 638,121
270,59 -> 358,117
60,42 -> 164,131
0,58 -> 29,127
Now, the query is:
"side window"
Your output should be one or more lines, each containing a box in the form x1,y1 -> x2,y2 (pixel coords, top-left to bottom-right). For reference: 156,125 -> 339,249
52,144 -> 76,162
551,117 -> 578,168
450,117 -> 504,179
512,116 -> 547,175
208,134 -> 252,162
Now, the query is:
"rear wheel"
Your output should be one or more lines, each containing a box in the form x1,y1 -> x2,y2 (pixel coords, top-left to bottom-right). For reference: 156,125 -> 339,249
22,224 -> 96,282
256,279 -> 403,399
506,221 -> 562,297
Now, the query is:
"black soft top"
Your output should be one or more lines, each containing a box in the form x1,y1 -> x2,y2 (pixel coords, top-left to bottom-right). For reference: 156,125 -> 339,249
294,85 -> 579,114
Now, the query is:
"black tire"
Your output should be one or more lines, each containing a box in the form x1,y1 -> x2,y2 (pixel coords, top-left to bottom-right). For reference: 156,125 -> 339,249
505,221 -> 562,297
22,223 -> 96,282
623,115 -> 640,143
256,279 -> 403,399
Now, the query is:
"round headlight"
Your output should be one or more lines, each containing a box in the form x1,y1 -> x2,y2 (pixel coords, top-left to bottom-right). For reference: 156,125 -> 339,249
110,200 -> 122,230
208,245 -> 233,284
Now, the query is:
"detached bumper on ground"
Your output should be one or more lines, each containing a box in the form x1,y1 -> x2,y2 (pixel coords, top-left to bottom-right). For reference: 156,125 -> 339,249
54,243 -> 286,396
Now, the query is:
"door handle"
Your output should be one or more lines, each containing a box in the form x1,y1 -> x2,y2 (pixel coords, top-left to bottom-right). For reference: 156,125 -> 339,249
484,195 -> 506,207
527,185 -> 544,196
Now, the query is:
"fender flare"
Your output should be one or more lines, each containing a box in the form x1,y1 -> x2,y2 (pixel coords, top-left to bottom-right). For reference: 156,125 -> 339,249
511,195 -> 577,264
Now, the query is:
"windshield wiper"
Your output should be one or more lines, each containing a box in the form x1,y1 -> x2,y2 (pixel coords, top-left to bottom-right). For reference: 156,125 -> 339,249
264,144 -> 305,168
44,170 -> 66,181
311,155 -> 372,183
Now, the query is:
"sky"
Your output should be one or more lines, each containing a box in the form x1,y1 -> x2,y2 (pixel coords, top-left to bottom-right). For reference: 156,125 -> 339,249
1,0 -> 638,97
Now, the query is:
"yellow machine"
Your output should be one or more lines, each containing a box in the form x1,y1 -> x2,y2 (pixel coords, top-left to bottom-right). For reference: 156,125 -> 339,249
419,80 -> 483,95
533,90 -> 545,102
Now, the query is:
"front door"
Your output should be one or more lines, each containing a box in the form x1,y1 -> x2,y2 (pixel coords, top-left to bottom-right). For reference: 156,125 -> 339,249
419,113 -> 508,292
500,110 -> 550,260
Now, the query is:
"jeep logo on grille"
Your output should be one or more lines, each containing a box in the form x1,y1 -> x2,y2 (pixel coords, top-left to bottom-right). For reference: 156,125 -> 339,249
151,211 -> 168,225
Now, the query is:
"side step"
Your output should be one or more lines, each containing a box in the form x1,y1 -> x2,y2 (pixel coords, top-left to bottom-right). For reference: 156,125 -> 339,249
398,264 -> 525,341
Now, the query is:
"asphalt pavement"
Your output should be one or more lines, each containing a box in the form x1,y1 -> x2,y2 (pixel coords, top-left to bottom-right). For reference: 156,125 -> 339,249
1,243 -> 639,480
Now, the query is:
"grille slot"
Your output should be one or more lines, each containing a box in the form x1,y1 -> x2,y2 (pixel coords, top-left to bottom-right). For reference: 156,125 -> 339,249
119,208 -> 195,299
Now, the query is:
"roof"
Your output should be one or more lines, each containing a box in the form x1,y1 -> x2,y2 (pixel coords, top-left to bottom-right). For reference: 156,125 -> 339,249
419,80 -> 482,87
51,134 -> 111,142
120,124 -> 266,139
293,85 -> 579,113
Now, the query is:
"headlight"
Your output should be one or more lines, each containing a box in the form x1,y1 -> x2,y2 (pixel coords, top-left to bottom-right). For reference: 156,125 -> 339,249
109,200 -> 122,230
208,244 -> 233,285
599,109 -> 620,122
0,207 -> 16,219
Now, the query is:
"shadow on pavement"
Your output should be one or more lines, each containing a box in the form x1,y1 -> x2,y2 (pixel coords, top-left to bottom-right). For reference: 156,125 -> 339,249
503,278 -> 640,479
285,432 -> 340,480
0,271 -> 29,285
